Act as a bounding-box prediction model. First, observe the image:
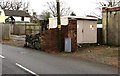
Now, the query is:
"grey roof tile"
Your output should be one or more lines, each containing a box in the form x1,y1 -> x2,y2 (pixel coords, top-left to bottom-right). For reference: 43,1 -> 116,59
4,10 -> 30,17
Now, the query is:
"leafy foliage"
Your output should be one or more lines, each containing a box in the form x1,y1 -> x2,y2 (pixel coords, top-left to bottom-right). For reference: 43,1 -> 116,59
41,11 -> 51,21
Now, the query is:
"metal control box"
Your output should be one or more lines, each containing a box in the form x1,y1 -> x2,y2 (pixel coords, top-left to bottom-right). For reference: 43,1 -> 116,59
65,38 -> 71,52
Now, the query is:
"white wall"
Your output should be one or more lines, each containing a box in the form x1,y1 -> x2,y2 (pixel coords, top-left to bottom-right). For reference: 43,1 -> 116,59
97,24 -> 103,28
5,16 -> 30,22
49,17 -> 68,29
13,16 -> 30,22
77,20 -> 84,44
0,8 -> 5,23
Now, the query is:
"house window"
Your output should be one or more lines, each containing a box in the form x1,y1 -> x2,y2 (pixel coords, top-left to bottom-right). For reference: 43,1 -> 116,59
21,16 -> 24,21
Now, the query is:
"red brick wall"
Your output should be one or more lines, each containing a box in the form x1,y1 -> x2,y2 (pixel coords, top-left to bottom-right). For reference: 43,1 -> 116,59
41,20 -> 77,53
67,20 -> 77,52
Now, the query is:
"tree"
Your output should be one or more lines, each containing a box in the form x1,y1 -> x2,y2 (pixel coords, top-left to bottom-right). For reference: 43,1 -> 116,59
0,0 -> 11,10
40,11 -> 51,30
0,0 -> 30,10
45,1 -> 72,17
70,12 -> 76,16
98,0 -> 120,7
10,1 -> 23,10
31,12 -> 38,23
41,11 -> 51,21
90,0 -> 120,19
106,0 -> 119,7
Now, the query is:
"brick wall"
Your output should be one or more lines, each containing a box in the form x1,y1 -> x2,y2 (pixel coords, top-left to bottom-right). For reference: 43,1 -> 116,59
41,29 -> 58,53
67,20 -> 77,52
41,19 -> 77,52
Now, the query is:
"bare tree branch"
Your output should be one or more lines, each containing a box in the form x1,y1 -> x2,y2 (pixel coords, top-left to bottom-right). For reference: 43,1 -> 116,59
0,0 -> 30,10
90,0 -> 120,19
0,0 -> 11,10
45,1 -> 72,17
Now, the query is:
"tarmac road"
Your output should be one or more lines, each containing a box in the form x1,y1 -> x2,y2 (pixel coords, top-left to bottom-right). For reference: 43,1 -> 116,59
1,44 -> 119,75
2,59 -> 30,74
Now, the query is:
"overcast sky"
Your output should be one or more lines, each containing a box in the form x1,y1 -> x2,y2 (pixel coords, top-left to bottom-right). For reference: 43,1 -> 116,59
28,0 -> 100,16
4,0 -> 119,16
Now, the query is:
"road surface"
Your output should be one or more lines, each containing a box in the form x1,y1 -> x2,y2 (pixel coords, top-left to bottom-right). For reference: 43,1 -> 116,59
1,44 -> 119,75
2,59 -> 30,74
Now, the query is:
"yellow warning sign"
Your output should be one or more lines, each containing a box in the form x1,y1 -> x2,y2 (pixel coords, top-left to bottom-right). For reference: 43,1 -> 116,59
90,25 -> 94,28
90,25 -> 95,30
92,25 -> 94,28
58,25 -> 61,29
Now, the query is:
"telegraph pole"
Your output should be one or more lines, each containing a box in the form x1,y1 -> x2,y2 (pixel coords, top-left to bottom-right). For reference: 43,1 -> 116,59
56,0 -> 62,51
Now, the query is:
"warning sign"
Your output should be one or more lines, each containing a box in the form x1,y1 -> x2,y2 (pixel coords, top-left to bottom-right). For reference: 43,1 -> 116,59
90,25 -> 94,30
58,25 -> 61,29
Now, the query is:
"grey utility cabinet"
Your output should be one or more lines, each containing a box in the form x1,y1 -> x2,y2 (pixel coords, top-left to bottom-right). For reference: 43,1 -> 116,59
65,38 -> 71,52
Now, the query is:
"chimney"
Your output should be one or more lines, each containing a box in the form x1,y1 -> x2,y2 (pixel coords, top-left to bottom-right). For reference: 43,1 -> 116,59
23,8 -> 28,13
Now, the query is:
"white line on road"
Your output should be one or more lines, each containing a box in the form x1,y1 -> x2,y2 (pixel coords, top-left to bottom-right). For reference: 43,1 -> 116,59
0,55 -> 5,59
16,63 -> 39,76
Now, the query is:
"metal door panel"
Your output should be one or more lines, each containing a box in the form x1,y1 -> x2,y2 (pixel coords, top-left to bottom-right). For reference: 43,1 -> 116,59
77,20 -> 84,43
83,21 -> 97,43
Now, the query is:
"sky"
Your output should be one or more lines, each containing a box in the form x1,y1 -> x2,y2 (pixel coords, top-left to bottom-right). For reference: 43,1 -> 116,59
2,0 -> 120,16
28,0 -> 101,16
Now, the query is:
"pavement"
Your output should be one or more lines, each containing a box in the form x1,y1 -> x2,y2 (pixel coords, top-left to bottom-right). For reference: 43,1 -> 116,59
1,44 -> 119,75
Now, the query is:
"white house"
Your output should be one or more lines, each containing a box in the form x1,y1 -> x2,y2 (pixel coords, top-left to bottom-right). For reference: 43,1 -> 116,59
49,16 -> 98,44
4,10 -> 31,23
0,7 -> 5,23
0,9 -> 31,23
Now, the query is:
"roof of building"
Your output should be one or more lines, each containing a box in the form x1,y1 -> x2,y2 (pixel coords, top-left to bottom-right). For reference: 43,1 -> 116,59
36,15 -> 44,20
49,16 -> 98,21
66,16 -> 98,21
4,10 -> 30,17
102,7 -> 120,12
